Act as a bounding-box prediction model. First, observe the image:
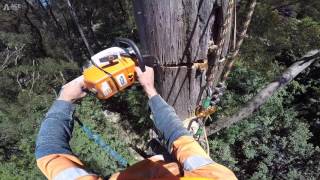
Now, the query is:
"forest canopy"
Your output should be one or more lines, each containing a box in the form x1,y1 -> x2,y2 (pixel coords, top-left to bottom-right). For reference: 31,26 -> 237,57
0,0 -> 319,179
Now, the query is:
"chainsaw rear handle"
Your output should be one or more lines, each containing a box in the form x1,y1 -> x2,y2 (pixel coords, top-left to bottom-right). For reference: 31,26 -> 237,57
115,38 -> 146,72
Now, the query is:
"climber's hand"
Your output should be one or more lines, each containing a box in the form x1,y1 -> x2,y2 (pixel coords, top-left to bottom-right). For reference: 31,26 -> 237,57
135,66 -> 158,98
57,75 -> 87,103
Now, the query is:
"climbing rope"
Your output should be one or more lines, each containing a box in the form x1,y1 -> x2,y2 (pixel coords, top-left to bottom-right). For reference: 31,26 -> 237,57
65,0 -> 94,56
233,0 -> 237,51
216,0 -> 234,63
200,0 -> 257,118
204,0 -> 257,102
221,0 -> 257,83
193,0 -> 235,118
203,116 -> 212,156
201,0 -> 234,108
186,0 -> 257,155
185,1 -> 234,152
199,116 -> 211,156
74,116 -> 128,167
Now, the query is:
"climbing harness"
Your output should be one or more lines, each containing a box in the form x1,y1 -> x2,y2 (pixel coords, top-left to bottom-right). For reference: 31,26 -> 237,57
74,116 -> 128,167
184,83 -> 226,154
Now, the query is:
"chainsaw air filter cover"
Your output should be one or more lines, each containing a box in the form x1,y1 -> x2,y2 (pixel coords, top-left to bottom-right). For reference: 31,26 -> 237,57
83,47 -> 136,99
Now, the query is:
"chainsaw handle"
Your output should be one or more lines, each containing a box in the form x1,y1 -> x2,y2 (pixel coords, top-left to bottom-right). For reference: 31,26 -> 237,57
115,38 -> 146,72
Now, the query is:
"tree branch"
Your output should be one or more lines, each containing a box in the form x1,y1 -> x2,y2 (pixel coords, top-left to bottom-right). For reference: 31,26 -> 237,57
271,0 -> 300,11
0,45 -> 24,72
29,59 -> 36,96
207,49 -> 320,136
16,73 -> 22,90
0,48 -> 12,72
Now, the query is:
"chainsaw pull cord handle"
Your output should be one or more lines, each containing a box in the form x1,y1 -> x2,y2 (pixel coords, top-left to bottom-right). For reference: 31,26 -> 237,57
115,38 -> 146,72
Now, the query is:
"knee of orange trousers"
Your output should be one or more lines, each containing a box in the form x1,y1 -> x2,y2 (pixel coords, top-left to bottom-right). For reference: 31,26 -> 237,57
172,136 -> 237,179
184,163 -> 237,180
109,156 -> 181,180
172,136 -> 212,167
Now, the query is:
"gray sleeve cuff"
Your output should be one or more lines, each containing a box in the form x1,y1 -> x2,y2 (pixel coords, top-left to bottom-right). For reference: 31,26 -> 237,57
148,95 -> 191,150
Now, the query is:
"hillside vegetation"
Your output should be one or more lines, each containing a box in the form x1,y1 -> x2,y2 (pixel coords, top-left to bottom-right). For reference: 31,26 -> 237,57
0,0 -> 319,179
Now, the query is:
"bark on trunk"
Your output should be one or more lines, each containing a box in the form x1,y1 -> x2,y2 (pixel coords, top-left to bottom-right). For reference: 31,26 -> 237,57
133,0 -> 232,119
207,50 -> 320,135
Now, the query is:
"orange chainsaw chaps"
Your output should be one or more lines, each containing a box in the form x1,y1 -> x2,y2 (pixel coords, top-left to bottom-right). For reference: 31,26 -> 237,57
83,57 -> 136,99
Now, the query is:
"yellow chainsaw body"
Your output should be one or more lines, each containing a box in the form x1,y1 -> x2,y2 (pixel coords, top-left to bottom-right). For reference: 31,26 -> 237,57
83,56 -> 136,99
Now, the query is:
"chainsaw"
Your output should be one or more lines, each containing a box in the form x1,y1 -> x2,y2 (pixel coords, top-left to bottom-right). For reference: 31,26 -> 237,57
83,38 -> 154,99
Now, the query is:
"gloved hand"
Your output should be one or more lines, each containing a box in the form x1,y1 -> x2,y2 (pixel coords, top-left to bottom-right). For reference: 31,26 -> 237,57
57,75 -> 87,103
135,66 -> 158,98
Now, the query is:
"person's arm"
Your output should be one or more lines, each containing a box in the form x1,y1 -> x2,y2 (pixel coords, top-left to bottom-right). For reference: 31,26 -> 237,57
35,76 -> 101,180
148,95 -> 191,150
136,67 -> 237,179
135,66 -> 190,150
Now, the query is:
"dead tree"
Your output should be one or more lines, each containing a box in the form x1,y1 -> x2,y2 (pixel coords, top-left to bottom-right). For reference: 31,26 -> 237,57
133,0 -> 234,119
207,50 -> 320,135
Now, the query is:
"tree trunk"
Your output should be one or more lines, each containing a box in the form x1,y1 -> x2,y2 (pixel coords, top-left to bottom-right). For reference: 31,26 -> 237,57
133,0 -> 233,119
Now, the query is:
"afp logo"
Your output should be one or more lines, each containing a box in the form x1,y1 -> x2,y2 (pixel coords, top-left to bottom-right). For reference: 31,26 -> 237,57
2,3 -> 22,11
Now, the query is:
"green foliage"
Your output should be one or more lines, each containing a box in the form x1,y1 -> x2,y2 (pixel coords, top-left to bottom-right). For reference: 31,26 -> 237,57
106,86 -> 152,135
0,0 -> 319,179
208,2 -> 320,178
0,2 -> 141,176
70,96 -> 137,177
242,2 -> 320,73
0,30 -> 79,179
258,0 -> 320,21
0,32 -> 31,49
211,65 -> 320,179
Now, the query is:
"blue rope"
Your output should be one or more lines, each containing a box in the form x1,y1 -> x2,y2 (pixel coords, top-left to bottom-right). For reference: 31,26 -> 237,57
75,117 -> 128,167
